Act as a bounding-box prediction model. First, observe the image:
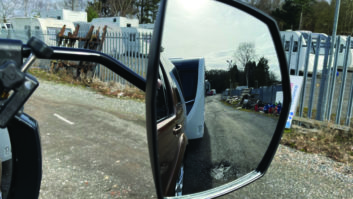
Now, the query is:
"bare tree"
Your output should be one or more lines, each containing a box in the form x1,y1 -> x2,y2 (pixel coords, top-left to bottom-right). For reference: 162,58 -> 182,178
108,0 -> 138,17
0,0 -> 18,22
235,42 -> 256,87
235,42 -> 256,68
64,0 -> 76,10
23,0 -> 29,17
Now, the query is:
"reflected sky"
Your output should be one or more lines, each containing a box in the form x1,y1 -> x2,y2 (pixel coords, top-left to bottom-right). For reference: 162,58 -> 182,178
162,0 -> 280,77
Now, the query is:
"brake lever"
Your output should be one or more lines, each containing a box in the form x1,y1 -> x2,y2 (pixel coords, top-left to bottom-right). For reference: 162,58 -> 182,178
0,37 -> 53,128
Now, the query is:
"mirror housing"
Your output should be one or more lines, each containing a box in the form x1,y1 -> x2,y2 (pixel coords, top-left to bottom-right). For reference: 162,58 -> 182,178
146,0 -> 291,198
6,113 -> 42,199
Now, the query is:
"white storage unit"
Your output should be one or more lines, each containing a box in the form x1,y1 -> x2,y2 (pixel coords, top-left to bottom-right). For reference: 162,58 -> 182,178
92,17 -> 139,28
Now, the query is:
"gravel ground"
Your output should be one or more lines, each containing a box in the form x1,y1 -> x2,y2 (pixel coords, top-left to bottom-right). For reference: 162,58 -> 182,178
229,145 -> 353,199
33,80 -> 145,120
28,80 -> 352,198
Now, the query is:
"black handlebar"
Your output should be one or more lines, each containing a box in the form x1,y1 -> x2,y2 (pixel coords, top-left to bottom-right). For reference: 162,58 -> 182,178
22,45 -> 146,91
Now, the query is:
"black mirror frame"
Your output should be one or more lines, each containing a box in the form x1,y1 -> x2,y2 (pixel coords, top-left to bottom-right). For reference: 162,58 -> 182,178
145,0 -> 291,198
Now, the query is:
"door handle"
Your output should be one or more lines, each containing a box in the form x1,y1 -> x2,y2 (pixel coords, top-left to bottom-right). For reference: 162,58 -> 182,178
173,124 -> 182,135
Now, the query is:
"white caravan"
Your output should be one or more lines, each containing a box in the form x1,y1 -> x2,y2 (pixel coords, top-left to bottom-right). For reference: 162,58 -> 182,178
307,33 -> 353,72
170,57 -> 205,139
280,30 -> 308,72
10,17 -> 75,45
280,31 -> 353,74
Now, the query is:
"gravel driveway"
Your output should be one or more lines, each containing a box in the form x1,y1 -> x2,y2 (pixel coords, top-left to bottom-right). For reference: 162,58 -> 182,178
228,145 -> 353,199
24,80 -> 352,198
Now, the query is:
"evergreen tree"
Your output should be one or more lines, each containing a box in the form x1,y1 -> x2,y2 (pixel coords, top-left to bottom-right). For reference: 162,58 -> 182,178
254,57 -> 270,87
136,0 -> 160,24
271,0 -> 301,30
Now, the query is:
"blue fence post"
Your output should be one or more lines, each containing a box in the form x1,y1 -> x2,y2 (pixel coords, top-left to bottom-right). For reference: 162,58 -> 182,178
336,36 -> 351,124
308,35 -> 321,118
299,34 -> 312,118
316,36 -> 331,121
326,36 -> 341,120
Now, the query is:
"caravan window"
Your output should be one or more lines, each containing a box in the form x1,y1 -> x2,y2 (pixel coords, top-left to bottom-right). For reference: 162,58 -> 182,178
293,41 -> 298,52
24,25 -> 30,30
311,40 -> 327,55
340,44 -> 344,53
35,26 -> 40,30
285,41 -> 290,51
47,27 -> 58,40
172,59 -> 199,114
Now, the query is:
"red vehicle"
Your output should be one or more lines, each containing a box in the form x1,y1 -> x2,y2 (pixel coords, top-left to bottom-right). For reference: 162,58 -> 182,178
206,89 -> 216,96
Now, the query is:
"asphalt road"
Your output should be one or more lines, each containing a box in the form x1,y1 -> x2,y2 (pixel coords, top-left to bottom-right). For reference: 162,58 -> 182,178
23,83 -> 154,199
183,94 -> 279,195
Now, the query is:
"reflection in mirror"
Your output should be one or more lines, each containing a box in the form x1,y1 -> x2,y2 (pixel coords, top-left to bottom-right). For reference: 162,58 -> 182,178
158,0 -> 283,196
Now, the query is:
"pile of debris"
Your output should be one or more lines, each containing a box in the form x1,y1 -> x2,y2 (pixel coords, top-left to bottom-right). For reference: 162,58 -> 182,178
50,24 -> 107,81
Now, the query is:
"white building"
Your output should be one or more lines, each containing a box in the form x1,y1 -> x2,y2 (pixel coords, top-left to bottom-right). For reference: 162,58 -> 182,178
40,9 -> 87,22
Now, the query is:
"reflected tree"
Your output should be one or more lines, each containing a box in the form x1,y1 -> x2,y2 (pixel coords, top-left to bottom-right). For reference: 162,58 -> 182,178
205,70 -> 229,93
205,56 -> 277,93
235,42 -> 256,87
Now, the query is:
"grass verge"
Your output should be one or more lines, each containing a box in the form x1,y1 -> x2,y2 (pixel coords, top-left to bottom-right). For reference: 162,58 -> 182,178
29,68 -> 145,101
281,125 -> 353,166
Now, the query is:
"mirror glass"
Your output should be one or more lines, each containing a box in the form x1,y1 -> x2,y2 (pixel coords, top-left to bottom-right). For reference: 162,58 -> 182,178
157,0 -> 283,196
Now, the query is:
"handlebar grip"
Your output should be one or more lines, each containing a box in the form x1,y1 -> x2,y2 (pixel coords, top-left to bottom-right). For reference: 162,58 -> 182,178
27,37 -> 53,59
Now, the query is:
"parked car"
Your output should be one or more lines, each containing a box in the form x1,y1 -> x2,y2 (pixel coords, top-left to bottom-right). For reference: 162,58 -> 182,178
207,89 -> 216,96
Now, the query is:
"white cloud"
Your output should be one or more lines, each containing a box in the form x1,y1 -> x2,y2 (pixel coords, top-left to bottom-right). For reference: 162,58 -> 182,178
162,0 -> 281,76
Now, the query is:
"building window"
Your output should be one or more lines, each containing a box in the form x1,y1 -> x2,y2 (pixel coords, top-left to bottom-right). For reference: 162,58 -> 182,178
57,16 -> 61,20
35,26 -> 40,30
113,18 -> 117,22
127,23 -> 131,27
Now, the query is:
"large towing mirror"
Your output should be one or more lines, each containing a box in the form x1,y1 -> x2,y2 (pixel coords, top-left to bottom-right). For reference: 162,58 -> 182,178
146,0 -> 291,198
